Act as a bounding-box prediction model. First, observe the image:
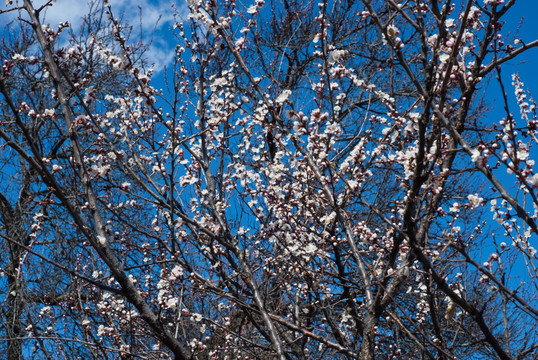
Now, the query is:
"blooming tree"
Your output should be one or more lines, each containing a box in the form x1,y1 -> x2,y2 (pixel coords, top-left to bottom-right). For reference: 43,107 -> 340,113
0,0 -> 537,359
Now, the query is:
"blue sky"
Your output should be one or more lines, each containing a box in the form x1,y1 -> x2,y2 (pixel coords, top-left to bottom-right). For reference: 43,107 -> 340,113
487,1 -> 538,113
0,1 -> 536,355
483,1 -> 538,287
499,0 -> 538,80
3,0 -> 537,251
2,0 -> 536,94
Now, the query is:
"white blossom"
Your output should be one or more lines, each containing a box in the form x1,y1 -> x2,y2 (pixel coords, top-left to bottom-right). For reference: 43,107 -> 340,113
468,194 -> 483,208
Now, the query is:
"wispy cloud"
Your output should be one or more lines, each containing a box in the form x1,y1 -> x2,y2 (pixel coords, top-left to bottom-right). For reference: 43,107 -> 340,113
106,0 -> 188,71
40,0 -> 94,27
1,0 -> 189,71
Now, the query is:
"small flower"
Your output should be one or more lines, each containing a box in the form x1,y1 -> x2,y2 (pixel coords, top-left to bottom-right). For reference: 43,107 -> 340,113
39,306 -> 51,315
169,265 -> 184,281
12,53 -> 25,61
468,194 -> 484,208
471,149 -> 482,163
304,243 -> 317,254
387,24 -> 399,38
528,174 -> 538,187
166,297 -> 178,309
276,90 -> 291,104
445,300 -> 456,320
449,202 -> 460,213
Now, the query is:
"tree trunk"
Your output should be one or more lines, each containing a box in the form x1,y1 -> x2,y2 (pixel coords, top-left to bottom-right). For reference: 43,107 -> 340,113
0,194 -> 25,360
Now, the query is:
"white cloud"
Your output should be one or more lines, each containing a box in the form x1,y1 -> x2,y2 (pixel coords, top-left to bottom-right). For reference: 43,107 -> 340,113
0,0 -> 92,28
4,0 -> 180,28
107,0 -> 188,70
39,0 -> 92,27
110,0 -> 177,32
1,0 -> 189,71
